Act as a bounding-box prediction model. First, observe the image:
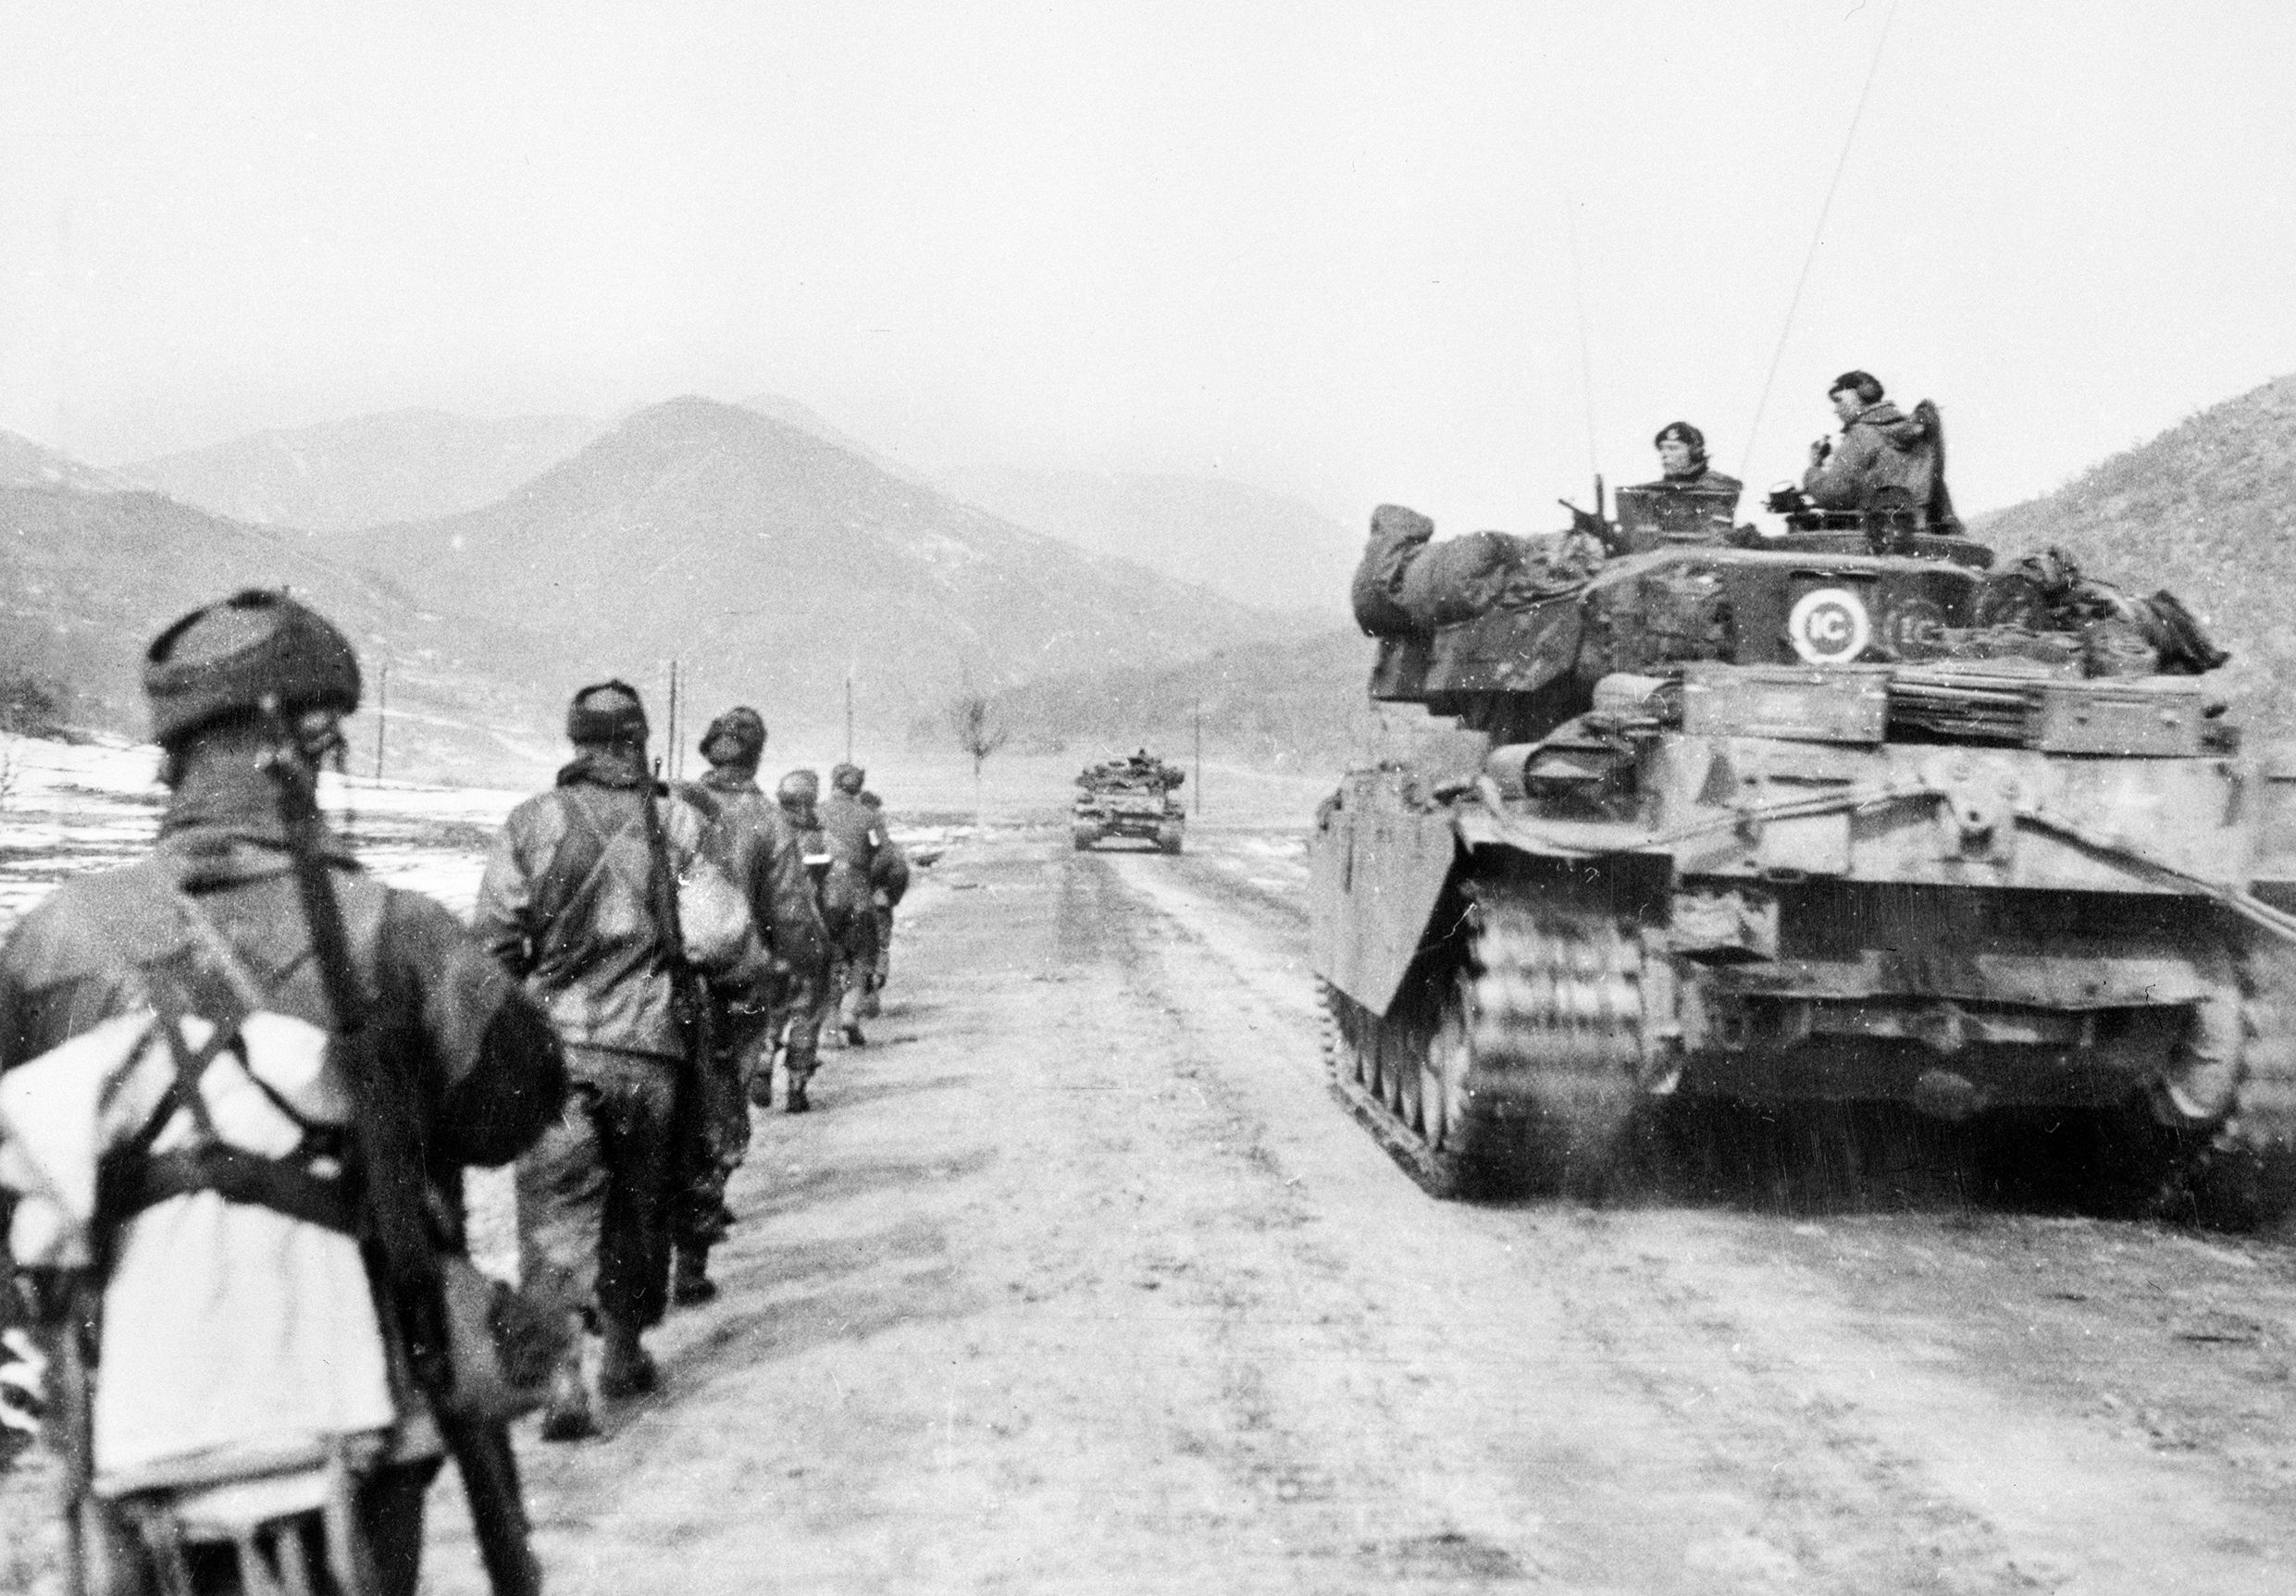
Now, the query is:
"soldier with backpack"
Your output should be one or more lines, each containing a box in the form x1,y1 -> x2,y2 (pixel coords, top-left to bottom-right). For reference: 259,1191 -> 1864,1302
770,770 -> 835,1112
819,764 -> 887,1047
0,589 -> 568,1596
664,707 -> 826,1305
474,682 -> 766,1441
856,786 -> 909,1021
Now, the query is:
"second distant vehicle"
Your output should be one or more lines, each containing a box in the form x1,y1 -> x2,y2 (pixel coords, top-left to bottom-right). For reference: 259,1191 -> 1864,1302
1074,749 -> 1186,854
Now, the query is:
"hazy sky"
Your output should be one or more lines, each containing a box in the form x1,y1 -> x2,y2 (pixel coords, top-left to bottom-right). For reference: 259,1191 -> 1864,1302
4,1 -> 2291,532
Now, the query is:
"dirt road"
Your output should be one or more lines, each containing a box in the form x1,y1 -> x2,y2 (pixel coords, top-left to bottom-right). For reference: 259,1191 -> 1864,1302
419,828 -> 2296,1595
9,817 -> 2296,1592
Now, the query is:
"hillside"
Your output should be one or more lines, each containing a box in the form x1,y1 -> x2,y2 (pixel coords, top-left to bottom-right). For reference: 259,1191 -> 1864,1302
1971,372 -> 2296,731
1,429 -> 127,495
337,397 -> 1312,743
117,408 -> 602,533
936,464 -> 1358,619
991,626 -> 1375,773
0,476 -> 564,782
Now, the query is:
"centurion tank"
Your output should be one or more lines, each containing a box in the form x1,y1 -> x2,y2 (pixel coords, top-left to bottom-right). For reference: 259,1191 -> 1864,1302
1309,479 -> 2296,1214
1074,749 -> 1186,854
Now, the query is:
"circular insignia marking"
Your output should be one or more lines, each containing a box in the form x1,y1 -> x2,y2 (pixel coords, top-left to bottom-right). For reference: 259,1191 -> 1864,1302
1886,596 -> 1948,660
1787,587 -> 1873,664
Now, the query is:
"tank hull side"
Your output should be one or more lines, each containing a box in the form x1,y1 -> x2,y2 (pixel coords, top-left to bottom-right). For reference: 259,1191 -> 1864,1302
1309,770 -> 1460,1018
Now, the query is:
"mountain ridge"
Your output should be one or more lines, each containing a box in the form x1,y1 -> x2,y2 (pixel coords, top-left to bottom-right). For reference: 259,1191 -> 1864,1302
116,408 -> 602,533
332,396 -> 1315,747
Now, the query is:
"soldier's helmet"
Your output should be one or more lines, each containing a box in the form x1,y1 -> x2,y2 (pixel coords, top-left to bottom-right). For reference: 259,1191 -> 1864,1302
566,680 -> 649,747
701,706 -> 767,769
143,588 -> 361,748
776,768 -> 821,814
830,761 -> 865,795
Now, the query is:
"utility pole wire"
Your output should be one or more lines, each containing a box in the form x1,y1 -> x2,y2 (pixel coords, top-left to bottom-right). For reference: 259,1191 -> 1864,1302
1738,0 -> 1905,487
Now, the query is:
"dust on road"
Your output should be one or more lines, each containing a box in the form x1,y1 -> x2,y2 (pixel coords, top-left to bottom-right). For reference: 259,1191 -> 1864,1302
419,828 -> 2296,1594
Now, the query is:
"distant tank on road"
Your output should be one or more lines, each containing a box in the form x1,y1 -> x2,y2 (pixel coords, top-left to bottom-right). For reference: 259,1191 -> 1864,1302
1074,750 -> 1186,854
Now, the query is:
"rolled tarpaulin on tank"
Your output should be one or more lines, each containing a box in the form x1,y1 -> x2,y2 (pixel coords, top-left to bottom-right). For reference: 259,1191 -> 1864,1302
1350,504 -> 1435,637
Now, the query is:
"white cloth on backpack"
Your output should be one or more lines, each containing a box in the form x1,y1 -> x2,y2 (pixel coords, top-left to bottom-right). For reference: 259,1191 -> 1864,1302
0,1004 -> 398,1497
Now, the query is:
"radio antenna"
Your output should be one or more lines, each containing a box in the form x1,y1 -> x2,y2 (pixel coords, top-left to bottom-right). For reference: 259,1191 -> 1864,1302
1563,186 -> 1601,483
1738,0 -> 1904,484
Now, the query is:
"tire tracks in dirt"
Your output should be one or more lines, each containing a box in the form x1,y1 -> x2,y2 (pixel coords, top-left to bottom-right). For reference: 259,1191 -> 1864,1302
1108,840 -> 2296,1594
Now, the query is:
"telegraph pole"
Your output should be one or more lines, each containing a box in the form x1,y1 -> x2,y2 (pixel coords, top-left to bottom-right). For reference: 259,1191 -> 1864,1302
373,662 -> 388,783
1194,696 -> 1202,816
665,660 -> 681,781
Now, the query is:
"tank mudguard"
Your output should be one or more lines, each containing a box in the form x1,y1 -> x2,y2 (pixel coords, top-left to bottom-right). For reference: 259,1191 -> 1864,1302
1309,774 -> 1461,1018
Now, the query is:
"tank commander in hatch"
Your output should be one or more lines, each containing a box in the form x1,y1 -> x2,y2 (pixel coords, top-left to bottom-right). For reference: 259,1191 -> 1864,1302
1642,420 -> 1741,498
1801,369 -> 1959,531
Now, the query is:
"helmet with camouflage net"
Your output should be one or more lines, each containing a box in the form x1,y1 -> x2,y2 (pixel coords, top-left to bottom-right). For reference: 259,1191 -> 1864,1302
143,588 -> 361,747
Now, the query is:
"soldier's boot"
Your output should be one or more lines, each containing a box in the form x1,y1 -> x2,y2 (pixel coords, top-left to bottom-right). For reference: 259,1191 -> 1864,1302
750,1044 -> 782,1109
597,1313 -> 659,1401
785,1065 -> 813,1114
539,1318 -> 598,1442
672,1244 -> 718,1307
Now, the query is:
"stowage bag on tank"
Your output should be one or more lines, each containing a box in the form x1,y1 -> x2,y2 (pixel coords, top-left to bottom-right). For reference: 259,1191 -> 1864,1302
1351,503 -> 1435,636
1396,531 -> 1525,629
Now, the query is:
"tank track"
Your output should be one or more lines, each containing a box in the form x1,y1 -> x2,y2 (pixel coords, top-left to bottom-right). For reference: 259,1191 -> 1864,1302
1322,890 -> 1653,1199
2187,962 -> 2296,1229
1466,895 -> 1651,1194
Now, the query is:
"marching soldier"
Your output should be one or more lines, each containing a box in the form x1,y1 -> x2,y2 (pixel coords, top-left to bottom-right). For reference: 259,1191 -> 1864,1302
475,682 -> 765,1440
667,708 -> 827,1303
819,763 -> 887,1046
857,786 -> 909,1019
0,589 -> 567,1593
773,770 -> 835,1112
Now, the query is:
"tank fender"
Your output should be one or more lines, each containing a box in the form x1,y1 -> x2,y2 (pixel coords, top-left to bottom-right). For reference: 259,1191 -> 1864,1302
1309,782 -> 1462,1018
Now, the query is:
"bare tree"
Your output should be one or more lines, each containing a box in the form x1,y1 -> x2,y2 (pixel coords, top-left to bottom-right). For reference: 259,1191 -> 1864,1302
947,688 -> 1011,830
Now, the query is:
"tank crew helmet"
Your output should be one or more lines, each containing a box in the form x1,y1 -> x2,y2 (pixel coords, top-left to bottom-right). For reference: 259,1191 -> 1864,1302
1828,370 -> 1885,406
776,768 -> 821,811
1652,420 -> 1708,473
701,706 -> 767,772
143,588 -> 361,749
566,680 -> 648,748
830,761 -> 865,795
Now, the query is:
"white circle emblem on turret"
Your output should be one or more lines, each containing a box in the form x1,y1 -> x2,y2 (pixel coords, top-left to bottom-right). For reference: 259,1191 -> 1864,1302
1787,587 -> 1872,664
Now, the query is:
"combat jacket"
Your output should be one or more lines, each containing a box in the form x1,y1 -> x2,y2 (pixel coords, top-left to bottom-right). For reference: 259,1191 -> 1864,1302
0,760 -> 568,1455
815,790 -> 886,930
1802,402 -> 1937,511
691,769 -> 828,978
475,755 -> 764,1061
1637,465 -> 1744,496
0,763 -> 565,1180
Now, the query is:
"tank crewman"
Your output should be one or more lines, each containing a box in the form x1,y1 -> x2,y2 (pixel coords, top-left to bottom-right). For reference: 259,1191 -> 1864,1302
819,763 -> 887,1048
1802,370 -> 1943,514
773,769 -> 835,1112
476,681 -> 765,1440
0,589 -> 567,1594
667,707 -> 827,1304
857,786 -> 909,1020
1643,420 -> 1742,496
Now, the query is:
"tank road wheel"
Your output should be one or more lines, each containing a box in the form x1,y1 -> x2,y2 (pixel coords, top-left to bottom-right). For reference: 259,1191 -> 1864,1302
1421,977 -> 1473,1154
1319,978 -> 1469,1197
2186,960 -> 2296,1231
1396,1029 -> 1424,1132
1468,896 -> 1652,1198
